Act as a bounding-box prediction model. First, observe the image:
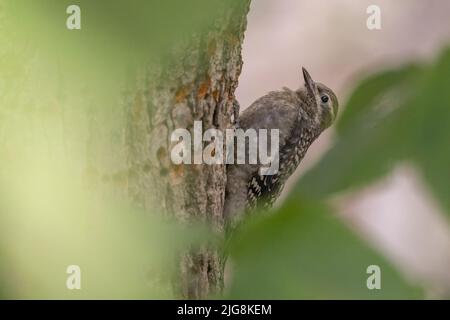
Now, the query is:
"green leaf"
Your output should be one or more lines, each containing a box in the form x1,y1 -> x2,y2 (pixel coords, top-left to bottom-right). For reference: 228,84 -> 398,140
227,199 -> 423,299
407,48 -> 450,214
0,153 -> 214,299
337,64 -> 422,135
294,48 -> 450,217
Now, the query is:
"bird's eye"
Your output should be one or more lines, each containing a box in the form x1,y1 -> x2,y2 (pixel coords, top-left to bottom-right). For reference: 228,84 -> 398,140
321,95 -> 329,103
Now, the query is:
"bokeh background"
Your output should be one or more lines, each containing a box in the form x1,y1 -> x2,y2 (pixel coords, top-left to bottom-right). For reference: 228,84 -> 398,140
1,0 -> 449,299
236,0 -> 450,297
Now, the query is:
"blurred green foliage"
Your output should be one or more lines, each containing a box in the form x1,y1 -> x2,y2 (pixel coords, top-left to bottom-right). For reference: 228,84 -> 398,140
0,116 -> 213,299
227,199 -> 422,299
295,49 -> 450,213
0,0 -> 223,299
1,0 -> 449,299
227,49 -> 450,299
0,0 -> 227,118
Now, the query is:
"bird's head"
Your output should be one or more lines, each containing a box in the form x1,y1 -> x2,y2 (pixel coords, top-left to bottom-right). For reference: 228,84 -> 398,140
302,67 -> 339,129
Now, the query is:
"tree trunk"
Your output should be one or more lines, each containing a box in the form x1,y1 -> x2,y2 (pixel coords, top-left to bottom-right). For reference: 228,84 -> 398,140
125,1 -> 250,299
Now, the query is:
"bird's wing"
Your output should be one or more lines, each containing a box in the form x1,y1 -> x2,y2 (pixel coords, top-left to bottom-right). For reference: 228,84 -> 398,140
245,114 -> 308,211
246,172 -> 284,211
239,89 -> 305,211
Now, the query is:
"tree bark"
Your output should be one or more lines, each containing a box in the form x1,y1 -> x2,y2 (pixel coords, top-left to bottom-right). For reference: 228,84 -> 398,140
125,1 -> 250,299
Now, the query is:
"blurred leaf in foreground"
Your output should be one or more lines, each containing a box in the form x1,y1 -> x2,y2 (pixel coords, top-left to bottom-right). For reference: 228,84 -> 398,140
0,130 -> 213,299
409,49 -> 450,214
227,199 -> 423,299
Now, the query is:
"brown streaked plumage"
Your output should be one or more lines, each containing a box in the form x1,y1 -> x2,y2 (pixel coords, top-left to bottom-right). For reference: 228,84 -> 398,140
224,68 -> 338,230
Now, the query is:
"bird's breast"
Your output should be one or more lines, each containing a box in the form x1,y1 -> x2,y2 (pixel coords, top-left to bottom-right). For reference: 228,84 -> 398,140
279,124 -> 319,178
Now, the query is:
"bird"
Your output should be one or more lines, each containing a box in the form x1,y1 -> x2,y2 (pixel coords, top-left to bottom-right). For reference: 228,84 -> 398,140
223,67 -> 338,230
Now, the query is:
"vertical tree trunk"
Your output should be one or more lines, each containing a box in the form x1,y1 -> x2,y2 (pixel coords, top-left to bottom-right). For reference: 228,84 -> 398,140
125,1 -> 250,299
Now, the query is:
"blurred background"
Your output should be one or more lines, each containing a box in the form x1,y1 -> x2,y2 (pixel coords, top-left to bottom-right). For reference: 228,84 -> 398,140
236,0 -> 450,297
1,0 -> 450,299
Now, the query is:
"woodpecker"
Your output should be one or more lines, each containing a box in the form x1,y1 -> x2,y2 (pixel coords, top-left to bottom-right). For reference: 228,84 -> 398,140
224,67 -> 338,229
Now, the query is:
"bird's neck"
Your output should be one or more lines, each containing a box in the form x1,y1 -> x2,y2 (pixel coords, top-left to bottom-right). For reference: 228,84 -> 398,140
296,88 -> 318,121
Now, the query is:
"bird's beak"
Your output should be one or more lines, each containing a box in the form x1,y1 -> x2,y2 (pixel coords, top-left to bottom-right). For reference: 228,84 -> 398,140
302,67 -> 317,97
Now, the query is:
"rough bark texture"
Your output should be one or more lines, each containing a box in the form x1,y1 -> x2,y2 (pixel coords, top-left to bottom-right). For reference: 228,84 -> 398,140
124,1 -> 250,299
